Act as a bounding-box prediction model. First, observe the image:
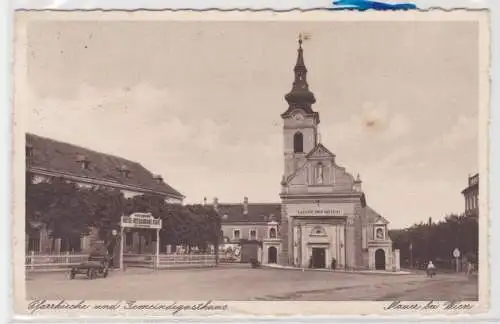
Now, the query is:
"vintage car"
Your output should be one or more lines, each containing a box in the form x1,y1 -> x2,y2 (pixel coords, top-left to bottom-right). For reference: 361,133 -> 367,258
69,246 -> 111,280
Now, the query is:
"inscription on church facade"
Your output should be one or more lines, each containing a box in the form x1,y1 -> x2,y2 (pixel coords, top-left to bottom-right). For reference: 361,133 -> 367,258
297,208 -> 344,216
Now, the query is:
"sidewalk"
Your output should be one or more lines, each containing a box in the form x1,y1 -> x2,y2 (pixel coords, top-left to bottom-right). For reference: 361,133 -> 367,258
262,263 -> 412,275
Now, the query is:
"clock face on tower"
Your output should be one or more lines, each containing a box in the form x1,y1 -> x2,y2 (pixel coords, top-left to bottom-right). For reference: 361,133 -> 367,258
293,112 -> 304,121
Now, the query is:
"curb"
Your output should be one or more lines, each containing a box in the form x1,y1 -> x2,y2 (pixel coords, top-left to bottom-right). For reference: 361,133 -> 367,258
261,265 -> 412,275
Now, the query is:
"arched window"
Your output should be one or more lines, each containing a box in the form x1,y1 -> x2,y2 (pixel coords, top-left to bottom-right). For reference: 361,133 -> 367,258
293,132 -> 303,153
310,226 -> 326,236
269,228 -> 277,238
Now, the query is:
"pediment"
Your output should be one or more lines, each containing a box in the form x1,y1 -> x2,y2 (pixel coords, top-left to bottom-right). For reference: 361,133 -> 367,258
306,143 -> 335,159
374,216 -> 389,225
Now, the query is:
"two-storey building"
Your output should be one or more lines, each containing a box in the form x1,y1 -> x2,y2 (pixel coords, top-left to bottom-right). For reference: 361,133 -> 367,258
25,133 -> 184,253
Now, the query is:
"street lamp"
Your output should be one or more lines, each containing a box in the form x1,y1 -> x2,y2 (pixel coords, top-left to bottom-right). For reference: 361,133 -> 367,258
409,241 -> 413,269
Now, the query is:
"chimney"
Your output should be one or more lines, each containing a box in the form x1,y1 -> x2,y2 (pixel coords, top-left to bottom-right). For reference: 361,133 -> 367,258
213,197 -> 219,212
243,197 -> 249,215
203,197 -> 207,206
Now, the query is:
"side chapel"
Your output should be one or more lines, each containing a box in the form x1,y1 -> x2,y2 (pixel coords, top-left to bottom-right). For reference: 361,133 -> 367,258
262,36 -> 400,271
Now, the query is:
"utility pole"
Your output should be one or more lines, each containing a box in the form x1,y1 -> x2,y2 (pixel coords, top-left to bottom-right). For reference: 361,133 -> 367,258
344,223 -> 347,271
427,217 -> 432,262
409,241 -> 413,269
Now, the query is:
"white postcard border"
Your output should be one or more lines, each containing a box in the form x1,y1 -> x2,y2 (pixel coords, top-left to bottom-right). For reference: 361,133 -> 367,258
10,9 -> 492,319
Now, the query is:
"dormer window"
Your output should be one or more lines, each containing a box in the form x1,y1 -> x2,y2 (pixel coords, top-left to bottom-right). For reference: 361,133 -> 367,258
118,165 -> 131,178
76,154 -> 90,170
153,174 -> 163,184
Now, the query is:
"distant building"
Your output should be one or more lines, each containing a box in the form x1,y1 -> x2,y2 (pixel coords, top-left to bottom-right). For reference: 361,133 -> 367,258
25,133 -> 184,253
462,173 -> 479,217
213,197 -> 281,244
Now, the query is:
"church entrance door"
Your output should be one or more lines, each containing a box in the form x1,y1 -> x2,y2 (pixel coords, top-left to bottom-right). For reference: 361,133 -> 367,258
375,249 -> 386,270
312,248 -> 326,268
268,246 -> 277,263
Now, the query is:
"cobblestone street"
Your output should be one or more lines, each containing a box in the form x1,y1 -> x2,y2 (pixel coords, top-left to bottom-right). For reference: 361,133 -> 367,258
26,266 -> 478,301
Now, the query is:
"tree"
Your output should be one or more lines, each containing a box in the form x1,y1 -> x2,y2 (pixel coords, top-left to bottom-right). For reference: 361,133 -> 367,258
389,213 -> 479,269
32,177 -> 93,251
86,187 -> 125,242
123,195 -> 222,255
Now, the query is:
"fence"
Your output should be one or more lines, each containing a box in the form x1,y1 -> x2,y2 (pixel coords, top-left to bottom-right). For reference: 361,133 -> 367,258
25,252 -> 223,272
25,251 -> 89,272
122,253 -> 219,269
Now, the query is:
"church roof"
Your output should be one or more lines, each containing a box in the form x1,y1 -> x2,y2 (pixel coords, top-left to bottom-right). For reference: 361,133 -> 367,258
365,205 -> 389,224
26,133 -> 184,199
213,203 -> 282,224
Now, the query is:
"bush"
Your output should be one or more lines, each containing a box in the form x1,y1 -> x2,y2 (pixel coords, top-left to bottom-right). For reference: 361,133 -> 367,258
250,258 -> 261,268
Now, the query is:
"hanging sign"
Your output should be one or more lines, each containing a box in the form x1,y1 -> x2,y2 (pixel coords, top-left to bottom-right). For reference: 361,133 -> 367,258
121,212 -> 162,229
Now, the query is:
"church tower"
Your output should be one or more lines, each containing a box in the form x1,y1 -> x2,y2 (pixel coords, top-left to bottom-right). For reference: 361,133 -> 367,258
281,35 -> 320,180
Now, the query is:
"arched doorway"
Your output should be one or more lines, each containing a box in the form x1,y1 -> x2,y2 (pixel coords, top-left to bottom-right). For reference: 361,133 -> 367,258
268,246 -> 278,264
375,249 -> 386,270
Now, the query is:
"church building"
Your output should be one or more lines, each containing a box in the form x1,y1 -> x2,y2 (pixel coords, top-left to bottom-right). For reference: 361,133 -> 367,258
264,36 -> 400,271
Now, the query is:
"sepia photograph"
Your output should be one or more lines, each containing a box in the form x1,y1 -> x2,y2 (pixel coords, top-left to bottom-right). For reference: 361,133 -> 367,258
13,10 -> 489,316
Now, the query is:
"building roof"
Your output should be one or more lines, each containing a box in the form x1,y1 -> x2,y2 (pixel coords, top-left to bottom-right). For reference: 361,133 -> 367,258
364,205 -> 389,225
214,203 -> 282,224
26,133 -> 184,199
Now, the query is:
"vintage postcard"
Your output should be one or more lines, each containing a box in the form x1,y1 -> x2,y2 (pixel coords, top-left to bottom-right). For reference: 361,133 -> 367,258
13,9 -> 490,317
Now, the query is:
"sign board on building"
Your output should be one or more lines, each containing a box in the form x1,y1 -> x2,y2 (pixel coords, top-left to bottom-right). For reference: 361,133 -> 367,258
453,248 -> 461,258
297,208 -> 344,216
120,212 -> 162,229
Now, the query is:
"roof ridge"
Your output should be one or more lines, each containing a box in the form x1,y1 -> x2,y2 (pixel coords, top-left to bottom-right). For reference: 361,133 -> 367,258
26,132 -> 184,199
26,133 -> 140,166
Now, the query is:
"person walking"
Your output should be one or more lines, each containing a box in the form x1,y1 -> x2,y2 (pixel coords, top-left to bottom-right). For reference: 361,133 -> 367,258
426,261 -> 436,277
331,258 -> 337,271
467,261 -> 474,275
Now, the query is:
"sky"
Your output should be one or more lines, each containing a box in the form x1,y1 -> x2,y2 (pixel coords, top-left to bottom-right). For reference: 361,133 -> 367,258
18,19 -> 479,229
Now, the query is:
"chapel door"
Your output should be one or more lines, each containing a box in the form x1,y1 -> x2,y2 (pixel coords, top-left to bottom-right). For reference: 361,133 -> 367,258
312,248 -> 326,268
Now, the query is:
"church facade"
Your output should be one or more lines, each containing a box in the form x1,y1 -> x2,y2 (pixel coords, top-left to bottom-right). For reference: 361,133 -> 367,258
261,37 -> 400,271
